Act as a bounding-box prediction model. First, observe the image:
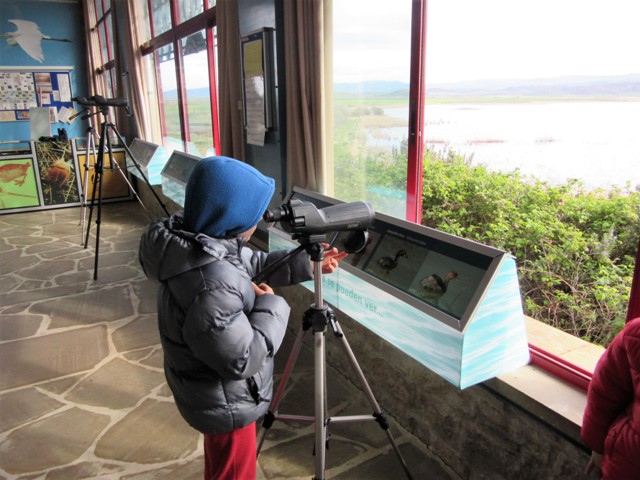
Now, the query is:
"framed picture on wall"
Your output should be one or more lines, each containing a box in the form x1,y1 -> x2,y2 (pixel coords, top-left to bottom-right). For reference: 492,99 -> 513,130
0,156 -> 42,212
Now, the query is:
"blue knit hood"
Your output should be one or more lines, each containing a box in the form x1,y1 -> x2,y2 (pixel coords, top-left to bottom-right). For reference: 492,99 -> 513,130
183,156 -> 275,238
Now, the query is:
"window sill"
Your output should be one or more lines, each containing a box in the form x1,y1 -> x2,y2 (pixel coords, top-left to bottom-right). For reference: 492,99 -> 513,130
484,317 -> 604,444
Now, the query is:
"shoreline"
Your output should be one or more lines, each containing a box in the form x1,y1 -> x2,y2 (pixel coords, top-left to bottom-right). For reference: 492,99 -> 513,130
335,96 -> 640,107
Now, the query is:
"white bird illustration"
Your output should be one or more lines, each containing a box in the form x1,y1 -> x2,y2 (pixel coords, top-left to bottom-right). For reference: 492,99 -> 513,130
1,19 -> 71,63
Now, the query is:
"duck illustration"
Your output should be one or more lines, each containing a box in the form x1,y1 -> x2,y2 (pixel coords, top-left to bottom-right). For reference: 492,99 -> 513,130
420,271 -> 458,302
377,249 -> 407,274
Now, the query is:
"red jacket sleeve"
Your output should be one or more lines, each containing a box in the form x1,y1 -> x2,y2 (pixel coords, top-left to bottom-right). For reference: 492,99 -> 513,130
580,319 -> 639,453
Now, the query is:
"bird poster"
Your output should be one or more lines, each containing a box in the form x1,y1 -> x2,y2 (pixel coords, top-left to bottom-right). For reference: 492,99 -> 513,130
0,11 -> 76,122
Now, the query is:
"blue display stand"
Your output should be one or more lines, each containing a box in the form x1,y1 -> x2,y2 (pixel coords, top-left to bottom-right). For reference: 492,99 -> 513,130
267,188 -> 530,389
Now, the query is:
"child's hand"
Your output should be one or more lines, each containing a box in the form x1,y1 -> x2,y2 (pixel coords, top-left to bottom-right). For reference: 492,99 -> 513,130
253,282 -> 274,296
318,245 -> 348,274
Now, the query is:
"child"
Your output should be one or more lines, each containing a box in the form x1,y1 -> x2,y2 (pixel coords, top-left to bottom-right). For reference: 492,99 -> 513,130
138,156 -> 345,479
581,316 -> 640,479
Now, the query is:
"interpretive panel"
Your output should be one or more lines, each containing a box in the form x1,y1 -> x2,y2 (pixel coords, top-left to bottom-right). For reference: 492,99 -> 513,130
127,138 -> 166,185
160,151 -> 200,206
267,187 -> 530,388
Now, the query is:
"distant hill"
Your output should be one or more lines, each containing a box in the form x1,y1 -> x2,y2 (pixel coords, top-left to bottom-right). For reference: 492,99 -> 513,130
166,74 -> 640,99
334,80 -> 410,97
334,74 -> 640,99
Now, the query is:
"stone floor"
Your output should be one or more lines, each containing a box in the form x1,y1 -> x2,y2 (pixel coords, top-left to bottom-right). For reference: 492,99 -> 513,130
0,202 -> 457,480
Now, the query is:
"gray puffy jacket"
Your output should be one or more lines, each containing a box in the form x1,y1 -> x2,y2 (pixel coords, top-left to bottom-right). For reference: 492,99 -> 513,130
138,213 -> 312,434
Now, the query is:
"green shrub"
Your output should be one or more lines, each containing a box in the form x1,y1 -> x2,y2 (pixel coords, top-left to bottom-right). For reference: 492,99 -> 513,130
421,151 -> 639,346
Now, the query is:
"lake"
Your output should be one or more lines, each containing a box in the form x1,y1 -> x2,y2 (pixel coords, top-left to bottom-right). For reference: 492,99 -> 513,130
377,101 -> 640,191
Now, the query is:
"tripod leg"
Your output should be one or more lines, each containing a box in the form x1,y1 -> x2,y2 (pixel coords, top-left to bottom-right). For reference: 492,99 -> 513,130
80,134 -> 95,242
103,123 -> 151,212
89,121 -> 111,280
84,131 -> 105,249
314,330 -> 328,480
102,138 -> 148,211
109,125 -> 170,216
257,325 -> 308,455
333,320 -> 414,480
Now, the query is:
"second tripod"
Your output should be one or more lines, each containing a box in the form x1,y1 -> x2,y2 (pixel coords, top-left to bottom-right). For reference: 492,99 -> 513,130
77,95 -> 169,279
256,238 -> 414,480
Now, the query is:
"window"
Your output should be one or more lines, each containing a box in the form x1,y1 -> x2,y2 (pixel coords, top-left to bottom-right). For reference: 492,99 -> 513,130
330,0 -> 640,385
181,30 -> 216,157
140,1 -> 219,156
421,0 -> 639,352
86,0 -> 117,98
331,0 -> 420,220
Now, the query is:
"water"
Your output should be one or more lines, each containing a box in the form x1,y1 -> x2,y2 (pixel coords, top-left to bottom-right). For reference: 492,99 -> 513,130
374,101 -> 640,191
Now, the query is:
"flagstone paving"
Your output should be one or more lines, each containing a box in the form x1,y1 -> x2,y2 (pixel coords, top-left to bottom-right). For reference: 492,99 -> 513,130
0,202 -> 456,479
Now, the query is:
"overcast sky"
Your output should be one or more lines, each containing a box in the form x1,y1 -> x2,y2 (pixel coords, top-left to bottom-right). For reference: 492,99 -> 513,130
165,0 -> 640,90
333,0 -> 640,84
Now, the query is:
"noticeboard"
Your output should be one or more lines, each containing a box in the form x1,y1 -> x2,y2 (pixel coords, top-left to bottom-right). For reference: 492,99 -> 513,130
0,68 -> 75,123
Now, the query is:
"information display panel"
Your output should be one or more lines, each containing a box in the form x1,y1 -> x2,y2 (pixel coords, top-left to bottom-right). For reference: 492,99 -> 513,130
160,151 -> 200,206
267,187 -> 530,388
278,188 -> 504,331
126,138 -> 166,185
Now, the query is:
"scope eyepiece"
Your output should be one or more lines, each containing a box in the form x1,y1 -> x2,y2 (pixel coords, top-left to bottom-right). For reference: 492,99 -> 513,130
263,206 -> 288,223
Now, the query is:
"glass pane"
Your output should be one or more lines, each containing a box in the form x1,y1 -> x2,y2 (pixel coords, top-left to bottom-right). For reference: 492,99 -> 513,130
136,0 -> 152,43
157,45 -> 183,152
424,0 -> 640,345
142,53 -> 163,142
151,0 -> 172,36
101,69 -> 114,99
103,0 -> 111,13
424,1 -> 640,191
98,21 -> 108,66
332,0 -> 412,218
178,0 -> 204,23
90,0 -> 100,25
105,13 -> 114,61
181,31 -> 214,157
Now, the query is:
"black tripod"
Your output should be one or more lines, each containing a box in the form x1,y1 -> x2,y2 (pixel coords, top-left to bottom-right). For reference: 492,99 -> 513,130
79,96 -> 169,280
256,236 -> 414,480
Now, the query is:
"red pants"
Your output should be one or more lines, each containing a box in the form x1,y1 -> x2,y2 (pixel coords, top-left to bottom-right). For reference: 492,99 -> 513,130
204,422 -> 257,480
